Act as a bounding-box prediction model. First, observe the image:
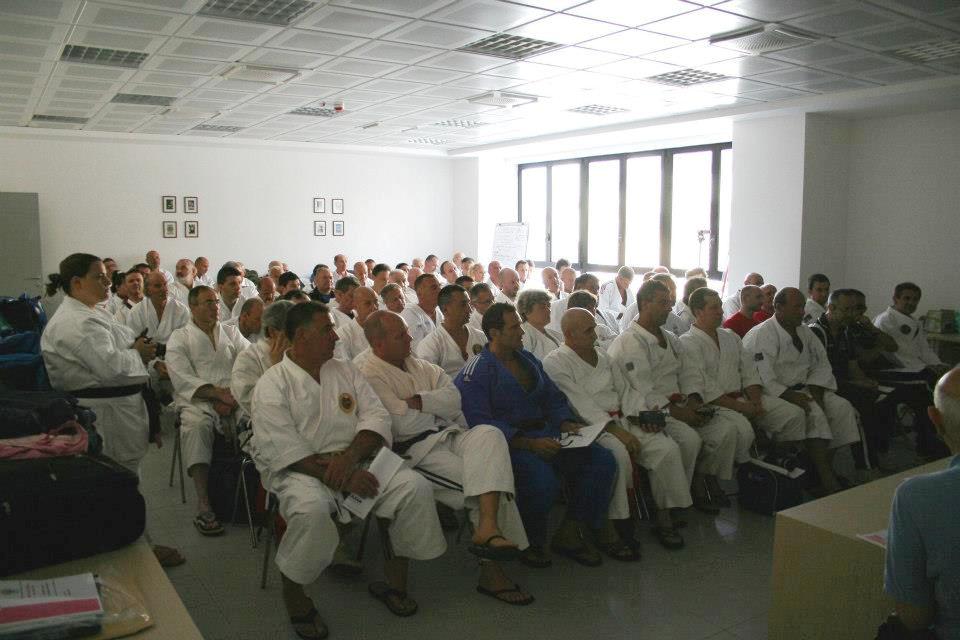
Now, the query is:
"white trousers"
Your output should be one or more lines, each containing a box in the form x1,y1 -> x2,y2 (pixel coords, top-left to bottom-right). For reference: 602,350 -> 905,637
595,432 -> 631,519
271,467 -> 447,585
408,425 -> 529,550
752,395 -> 807,443
613,425 -> 693,510
84,394 -> 149,472
811,391 -> 861,449
668,413 -> 738,480
714,407 -> 756,465
179,404 -> 220,473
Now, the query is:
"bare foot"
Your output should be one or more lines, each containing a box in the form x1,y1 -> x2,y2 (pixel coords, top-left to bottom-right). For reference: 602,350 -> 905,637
471,526 -> 518,550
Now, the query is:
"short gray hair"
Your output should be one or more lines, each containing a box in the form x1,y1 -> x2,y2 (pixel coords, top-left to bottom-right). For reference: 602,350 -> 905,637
516,288 -> 551,321
262,299 -> 293,334
934,372 -> 960,432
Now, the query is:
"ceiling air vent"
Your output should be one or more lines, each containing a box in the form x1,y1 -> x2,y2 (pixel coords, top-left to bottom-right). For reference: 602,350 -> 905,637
222,64 -> 300,84
886,39 -> 960,63
191,124 -> 243,132
61,44 -> 148,69
198,0 -> 316,26
408,137 -> 449,145
710,24 -> 817,55
568,104 -> 629,116
459,33 -> 562,60
434,119 -> 487,128
288,106 -> 340,117
31,114 -> 88,124
645,68 -> 730,87
111,93 -> 177,106
466,90 -> 537,107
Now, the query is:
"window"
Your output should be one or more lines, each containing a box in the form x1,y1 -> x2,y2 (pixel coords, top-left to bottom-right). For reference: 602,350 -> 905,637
518,142 -> 732,278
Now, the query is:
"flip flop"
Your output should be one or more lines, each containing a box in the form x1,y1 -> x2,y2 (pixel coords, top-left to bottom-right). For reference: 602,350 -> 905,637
289,606 -> 328,640
152,545 -> 186,568
368,581 -> 418,617
476,583 -> 535,606
596,539 -> 641,562
550,543 -> 602,567
193,511 -> 225,536
468,534 -> 521,562
518,546 -> 552,569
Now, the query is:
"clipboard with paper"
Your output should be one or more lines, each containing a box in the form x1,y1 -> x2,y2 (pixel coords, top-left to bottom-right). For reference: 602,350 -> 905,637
340,447 -> 405,519
557,421 -> 607,449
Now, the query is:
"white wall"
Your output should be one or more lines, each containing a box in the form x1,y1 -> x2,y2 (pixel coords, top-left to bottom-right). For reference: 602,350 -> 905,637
451,157 -> 479,259
846,108 -> 960,312
0,133 -> 453,280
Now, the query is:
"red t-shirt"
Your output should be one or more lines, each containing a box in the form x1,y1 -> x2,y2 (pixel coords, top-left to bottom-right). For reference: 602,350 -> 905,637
723,312 -> 758,338
753,310 -> 772,324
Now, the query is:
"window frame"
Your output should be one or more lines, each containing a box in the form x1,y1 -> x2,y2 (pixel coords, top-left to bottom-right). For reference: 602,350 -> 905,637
517,141 -> 733,280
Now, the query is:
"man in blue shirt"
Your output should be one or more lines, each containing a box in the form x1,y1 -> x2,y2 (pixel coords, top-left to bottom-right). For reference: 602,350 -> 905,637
885,367 -> 960,638
455,303 -> 618,569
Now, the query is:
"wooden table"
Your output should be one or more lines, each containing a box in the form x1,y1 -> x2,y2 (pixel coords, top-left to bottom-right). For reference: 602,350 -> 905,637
769,458 -> 950,640
9,541 -> 202,639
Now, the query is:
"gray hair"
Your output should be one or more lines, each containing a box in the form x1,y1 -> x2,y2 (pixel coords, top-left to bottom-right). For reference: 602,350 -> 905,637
934,372 -> 960,432
617,266 -> 634,280
516,288 -> 552,321
262,299 -> 294,334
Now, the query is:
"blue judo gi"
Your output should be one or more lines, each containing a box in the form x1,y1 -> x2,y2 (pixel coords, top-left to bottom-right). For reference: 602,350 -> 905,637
455,346 -> 616,547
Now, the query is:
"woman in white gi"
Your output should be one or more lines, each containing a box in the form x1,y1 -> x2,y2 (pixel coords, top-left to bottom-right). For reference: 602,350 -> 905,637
517,289 -> 563,361
41,253 -> 183,566
416,284 -> 487,378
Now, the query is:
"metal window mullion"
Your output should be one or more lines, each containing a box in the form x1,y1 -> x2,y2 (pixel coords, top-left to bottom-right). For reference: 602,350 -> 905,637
545,165 -> 553,263
709,148 -> 722,276
579,159 -> 589,270
618,157 -> 627,266
660,152 -> 673,269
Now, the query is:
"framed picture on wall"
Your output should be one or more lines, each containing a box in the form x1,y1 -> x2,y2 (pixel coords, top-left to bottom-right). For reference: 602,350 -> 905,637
332,198 -> 343,214
314,220 -> 326,236
313,198 -> 325,214
162,196 -> 176,213
184,220 -> 199,238
162,221 -> 177,238
184,196 -> 198,213
332,220 -> 344,236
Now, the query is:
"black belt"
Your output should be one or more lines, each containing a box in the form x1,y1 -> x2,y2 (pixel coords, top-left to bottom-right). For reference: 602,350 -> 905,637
70,384 -> 144,399
394,427 -> 444,456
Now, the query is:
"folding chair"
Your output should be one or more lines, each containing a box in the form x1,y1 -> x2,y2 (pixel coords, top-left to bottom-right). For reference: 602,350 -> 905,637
167,410 -> 185,504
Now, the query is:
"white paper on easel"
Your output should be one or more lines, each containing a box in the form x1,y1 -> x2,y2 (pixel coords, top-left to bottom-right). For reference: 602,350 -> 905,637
341,447 -> 404,519
558,421 -> 607,449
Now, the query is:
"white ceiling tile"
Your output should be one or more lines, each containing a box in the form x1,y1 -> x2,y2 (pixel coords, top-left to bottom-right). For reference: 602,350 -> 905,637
448,73 -> 520,89
122,82 -> 192,97
252,94 -> 313,106
359,77 -> 433,93
386,65 -> 468,82
752,66 -> 843,85
0,40 -> 62,60
581,29 -> 689,56
587,57 -> 680,78
427,0 -> 550,31
68,27 -> 165,52
384,94 -> 452,108
242,48 -> 333,69
0,58 -> 50,74
526,46 -> 627,69
508,13 -> 625,46
766,41 -> 866,65
47,76 -> 117,93
739,86 -> 815,100
785,5 -> 906,37
483,60 -> 567,80
331,88 -> 397,102
323,57 -> 404,76
702,76 -> 776,95
177,98 -> 238,110
496,0 -> 584,9
815,54 -> 908,75
0,19 -> 69,44
329,0 -> 457,19
176,16 -> 282,45
201,77 -> 273,93
265,29 -> 368,55
842,23 -> 953,52
566,0 -> 699,27
414,83 -> 479,98
643,42 -> 742,66
864,66 -> 943,83
716,0 -> 839,22
130,70 -> 207,87
348,40 -> 444,63
296,70 -> 369,87
189,89 -> 253,104
695,55 -> 795,77
419,49 -> 505,71
383,20 -> 491,48
867,0 -> 957,18
143,55 -> 227,75
0,0 -> 81,23
644,8 -> 760,40
78,3 -> 189,35
50,88 -> 110,102
158,38 -> 255,61
273,83 -> 337,97
800,77 -> 880,92
298,6 -> 412,38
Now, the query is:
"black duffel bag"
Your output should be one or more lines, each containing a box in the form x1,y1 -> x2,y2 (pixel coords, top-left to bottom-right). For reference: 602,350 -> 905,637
736,460 -> 805,516
0,453 -> 145,576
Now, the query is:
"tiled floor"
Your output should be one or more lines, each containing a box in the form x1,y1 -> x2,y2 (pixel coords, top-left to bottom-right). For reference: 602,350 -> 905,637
140,416 -> 913,640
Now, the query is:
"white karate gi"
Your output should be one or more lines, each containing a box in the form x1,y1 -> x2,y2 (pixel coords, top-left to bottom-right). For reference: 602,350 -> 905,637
333,316 -> 369,361
467,310 -> 483,332
218,294 -> 247,324
599,281 -> 632,317
356,352 -> 527,549
240,277 -> 257,299
415,324 -> 488,378
230,340 -> 274,417
493,291 -> 518,305
678,326 -> 806,459
742,318 -> 860,449
485,278 -> 500,298
251,356 -> 445,585
721,292 -> 741,320
402,285 -> 419,305
803,298 -> 826,324
157,268 -> 174,285
671,301 -> 695,336
41,296 -> 150,471
608,323 -> 738,481
400,304 -> 443,351
329,307 -> 353,332
543,345 -> 692,512
873,306 -> 942,372
548,296 -> 569,332
663,309 -> 688,336
125,297 -> 190,344
166,321 -> 250,471
170,281 -> 191,306
113,300 -> 136,324
104,294 -> 125,317
619,302 -> 639,332
196,273 -> 214,288
520,322 -> 562,361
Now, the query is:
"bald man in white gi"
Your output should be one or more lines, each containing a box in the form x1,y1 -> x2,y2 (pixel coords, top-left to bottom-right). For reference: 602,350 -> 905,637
251,302 -> 445,636
609,280 -> 738,514
166,285 -> 250,536
544,308 -> 689,550
599,267 -> 634,318
722,272 -> 764,320
416,284 -> 487,378
126,271 -> 190,392
333,286 -> 378,361
170,259 -> 196,305
357,310 -> 533,606
145,250 -> 174,285
494,268 -> 520,305
401,273 -> 444,351
230,300 -> 292,417
743,287 -> 860,495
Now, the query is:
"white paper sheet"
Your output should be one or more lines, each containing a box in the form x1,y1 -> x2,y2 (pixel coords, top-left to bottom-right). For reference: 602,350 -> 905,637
341,447 -> 404,519
857,529 -> 888,549
558,421 -> 607,449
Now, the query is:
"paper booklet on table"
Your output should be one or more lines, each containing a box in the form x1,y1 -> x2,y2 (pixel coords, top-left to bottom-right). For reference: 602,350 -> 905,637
0,573 -> 104,637
558,421 -> 607,449
341,447 -> 404,519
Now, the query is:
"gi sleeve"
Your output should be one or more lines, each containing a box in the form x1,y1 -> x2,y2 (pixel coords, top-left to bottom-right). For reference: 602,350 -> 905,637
414,330 -> 442,367
251,374 -> 316,475
609,333 -> 665,414
165,328 -> 211,407
68,318 -> 149,386
743,325 -> 787,397
677,335 -> 710,401
542,353 -> 609,425
418,364 -> 464,422
455,357 -> 517,440
230,345 -> 261,417
540,362 -> 576,431
884,485 -> 933,609
805,330 -> 838,390
735,333 -> 762,389
349,365 -> 393,446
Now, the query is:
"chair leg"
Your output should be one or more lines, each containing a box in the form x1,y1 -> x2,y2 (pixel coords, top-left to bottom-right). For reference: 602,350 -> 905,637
168,427 -> 178,487
260,497 -> 277,590
241,462 -> 256,548
177,431 -> 186,505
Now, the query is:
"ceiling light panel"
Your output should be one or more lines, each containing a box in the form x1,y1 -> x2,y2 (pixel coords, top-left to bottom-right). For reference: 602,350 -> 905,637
298,6 -> 411,38
508,13 -> 624,46
288,105 -> 340,116
348,40 -> 443,63
197,0 -> 315,26
61,44 -> 149,69
886,39 -> 960,63
158,38 -> 255,61
68,27 -> 164,54
77,3 -> 189,35
330,0 -> 457,19
192,123 -> 244,131
644,8 -> 760,40
111,92 -> 177,106
566,0 -> 697,27
32,114 -> 89,124
645,68 -> 730,87
458,33 -> 563,60
567,104 -> 629,115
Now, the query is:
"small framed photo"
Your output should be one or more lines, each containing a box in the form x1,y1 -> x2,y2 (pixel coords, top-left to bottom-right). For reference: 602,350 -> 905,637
184,220 -> 199,238
313,197 -> 325,214
332,220 -> 344,236
314,220 -> 326,236
162,220 -> 177,238
332,198 -> 344,214
162,196 -> 176,213
184,196 -> 198,214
